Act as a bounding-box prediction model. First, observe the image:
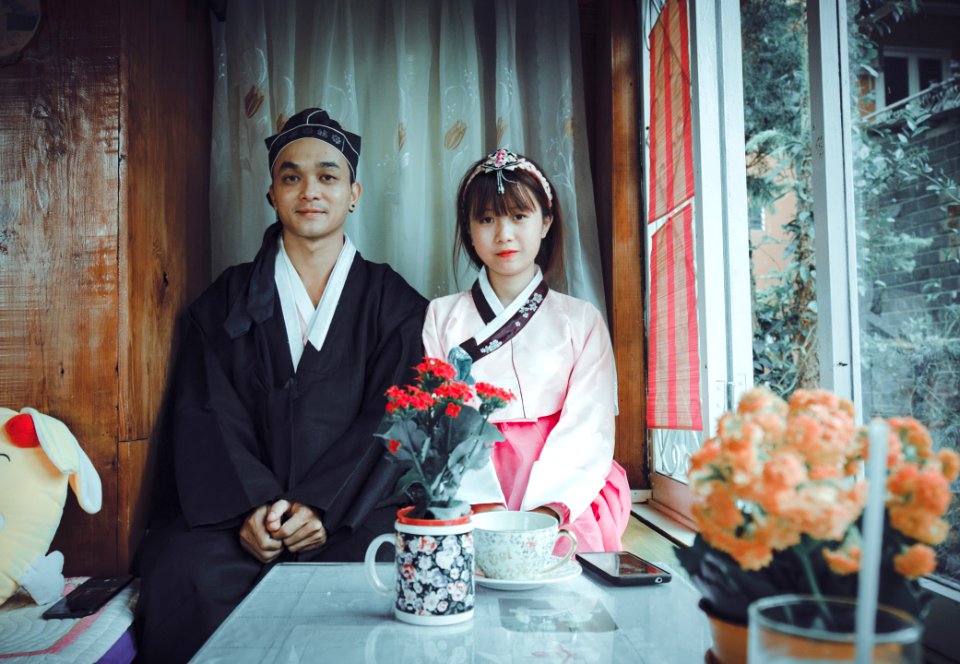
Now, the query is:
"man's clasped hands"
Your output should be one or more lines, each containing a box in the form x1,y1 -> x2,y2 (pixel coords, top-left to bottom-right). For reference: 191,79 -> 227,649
239,501 -> 328,562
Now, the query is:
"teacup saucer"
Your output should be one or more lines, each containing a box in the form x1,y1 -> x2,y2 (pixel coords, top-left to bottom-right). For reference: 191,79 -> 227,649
475,558 -> 582,591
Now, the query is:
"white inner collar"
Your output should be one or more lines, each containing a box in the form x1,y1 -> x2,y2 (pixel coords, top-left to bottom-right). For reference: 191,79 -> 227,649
274,234 -> 357,369
473,267 -> 543,344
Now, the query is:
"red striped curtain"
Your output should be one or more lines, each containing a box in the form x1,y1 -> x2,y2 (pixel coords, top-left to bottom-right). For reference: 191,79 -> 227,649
648,0 -> 694,222
647,206 -> 702,430
646,0 -> 702,430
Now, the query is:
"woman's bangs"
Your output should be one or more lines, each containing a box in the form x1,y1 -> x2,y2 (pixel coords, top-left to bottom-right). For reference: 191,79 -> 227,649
467,173 -> 538,219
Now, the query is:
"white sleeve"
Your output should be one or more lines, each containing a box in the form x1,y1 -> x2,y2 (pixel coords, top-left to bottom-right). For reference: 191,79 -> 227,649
520,307 -> 615,520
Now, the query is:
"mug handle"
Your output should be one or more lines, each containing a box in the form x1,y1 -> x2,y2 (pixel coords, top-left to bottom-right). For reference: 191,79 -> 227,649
364,533 -> 395,596
540,528 -> 578,575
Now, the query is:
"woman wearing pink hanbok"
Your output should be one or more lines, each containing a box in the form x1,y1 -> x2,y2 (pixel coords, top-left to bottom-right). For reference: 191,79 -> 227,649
422,148 -> 631,553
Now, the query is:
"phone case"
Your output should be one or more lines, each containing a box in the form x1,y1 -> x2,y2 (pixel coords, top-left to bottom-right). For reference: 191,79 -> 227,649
41,575 -> 133,620
576,552 -> 672,586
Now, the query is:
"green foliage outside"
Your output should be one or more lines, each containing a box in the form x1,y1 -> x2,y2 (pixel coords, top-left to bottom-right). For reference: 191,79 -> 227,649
741,0 -> 960,583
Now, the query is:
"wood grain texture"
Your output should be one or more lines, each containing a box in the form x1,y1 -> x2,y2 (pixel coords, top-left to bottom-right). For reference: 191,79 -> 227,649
119,0 -> 212,443
0,0 -> 210,576
0,0 -> 122,576
118,439 -> 150,572
607,0 -> 648,488
578,0 -> 649,487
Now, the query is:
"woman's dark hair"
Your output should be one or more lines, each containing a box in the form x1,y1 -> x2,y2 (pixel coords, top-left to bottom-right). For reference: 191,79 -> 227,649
453,154 -> 564,281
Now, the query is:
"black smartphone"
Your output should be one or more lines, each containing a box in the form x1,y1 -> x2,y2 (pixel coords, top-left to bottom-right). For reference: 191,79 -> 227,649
42,575 -> 134,619
576,551 -> 673,586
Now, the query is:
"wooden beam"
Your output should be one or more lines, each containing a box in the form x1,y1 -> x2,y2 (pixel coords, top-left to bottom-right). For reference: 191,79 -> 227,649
581,0 -> 648,488
608,0 -> 648,489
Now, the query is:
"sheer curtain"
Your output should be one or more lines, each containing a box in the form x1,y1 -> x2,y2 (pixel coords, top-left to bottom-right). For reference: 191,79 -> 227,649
210,0 -> 605,311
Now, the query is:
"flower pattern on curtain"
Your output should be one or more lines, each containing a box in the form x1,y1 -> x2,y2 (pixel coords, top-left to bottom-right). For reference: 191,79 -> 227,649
210,0 -> 605,312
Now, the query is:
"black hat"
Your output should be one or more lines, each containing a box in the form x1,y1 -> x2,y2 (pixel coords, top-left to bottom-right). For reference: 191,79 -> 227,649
264,108 -> 361,178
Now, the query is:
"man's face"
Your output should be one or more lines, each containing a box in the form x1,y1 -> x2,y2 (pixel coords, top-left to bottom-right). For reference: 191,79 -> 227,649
268,139 -> 361,246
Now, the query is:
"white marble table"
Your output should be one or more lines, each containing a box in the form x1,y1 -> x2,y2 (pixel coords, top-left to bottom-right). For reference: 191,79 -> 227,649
191,562 -> 712,663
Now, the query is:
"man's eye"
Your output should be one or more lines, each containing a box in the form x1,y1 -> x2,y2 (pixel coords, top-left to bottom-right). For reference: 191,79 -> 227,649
283,175 -> 299,184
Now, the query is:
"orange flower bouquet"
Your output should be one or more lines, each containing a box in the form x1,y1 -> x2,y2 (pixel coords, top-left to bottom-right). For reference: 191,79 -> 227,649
676,386 -> 960,625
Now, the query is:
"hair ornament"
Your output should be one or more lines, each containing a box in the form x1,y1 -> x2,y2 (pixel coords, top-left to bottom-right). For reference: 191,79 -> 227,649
465,148 -> 553,207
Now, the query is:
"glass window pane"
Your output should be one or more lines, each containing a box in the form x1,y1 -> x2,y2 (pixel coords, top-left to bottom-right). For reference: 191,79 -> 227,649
918,57 -> 943,91
741,0 -> 819,398
883,55 -> 909,105
849,5 -> 960,587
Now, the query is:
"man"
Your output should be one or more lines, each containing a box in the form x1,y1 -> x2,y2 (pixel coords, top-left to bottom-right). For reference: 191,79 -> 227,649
135,109 -> 427,663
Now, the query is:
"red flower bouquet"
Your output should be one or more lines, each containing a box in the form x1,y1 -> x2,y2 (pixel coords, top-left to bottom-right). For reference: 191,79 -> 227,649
377,350 -> 514,520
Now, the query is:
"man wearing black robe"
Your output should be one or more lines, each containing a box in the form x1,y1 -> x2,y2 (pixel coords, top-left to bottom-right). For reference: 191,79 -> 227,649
135,109 -> 427,663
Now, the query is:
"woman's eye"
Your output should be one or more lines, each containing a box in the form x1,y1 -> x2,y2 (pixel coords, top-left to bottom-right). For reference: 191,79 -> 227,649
477,217 -> 494,224
513,213 -> 527,221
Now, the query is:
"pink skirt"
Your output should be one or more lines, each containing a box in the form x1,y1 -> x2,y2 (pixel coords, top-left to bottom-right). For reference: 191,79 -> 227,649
493,412 -> 632,554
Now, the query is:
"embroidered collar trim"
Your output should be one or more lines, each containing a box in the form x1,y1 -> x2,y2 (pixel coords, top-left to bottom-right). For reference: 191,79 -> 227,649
460,268 -> 548,361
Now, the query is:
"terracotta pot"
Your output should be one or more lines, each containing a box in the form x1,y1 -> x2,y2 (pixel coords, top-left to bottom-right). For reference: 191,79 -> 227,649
699,599 -> 748,664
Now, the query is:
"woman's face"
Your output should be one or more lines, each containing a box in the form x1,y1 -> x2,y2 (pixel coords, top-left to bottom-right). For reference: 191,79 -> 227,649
468,189 -> 552,287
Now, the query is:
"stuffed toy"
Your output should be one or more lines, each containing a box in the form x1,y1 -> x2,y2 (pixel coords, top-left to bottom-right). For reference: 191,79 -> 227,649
0,407 -> 102,606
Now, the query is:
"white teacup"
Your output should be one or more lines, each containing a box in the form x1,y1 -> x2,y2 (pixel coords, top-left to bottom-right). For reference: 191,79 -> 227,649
471,510 -> 577,580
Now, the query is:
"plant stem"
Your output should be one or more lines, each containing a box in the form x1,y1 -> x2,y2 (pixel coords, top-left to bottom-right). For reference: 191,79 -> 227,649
795,542 -> 833,626
408,437 -> 433,504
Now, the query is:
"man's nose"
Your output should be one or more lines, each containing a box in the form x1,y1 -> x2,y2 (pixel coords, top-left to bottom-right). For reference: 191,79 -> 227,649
301,177 -> 322,199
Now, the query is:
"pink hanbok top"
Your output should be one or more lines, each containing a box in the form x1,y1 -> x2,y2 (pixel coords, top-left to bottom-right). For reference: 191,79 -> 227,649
422,269 -> 618,524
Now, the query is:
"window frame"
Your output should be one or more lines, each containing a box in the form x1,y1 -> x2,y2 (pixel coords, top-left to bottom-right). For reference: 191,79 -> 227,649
642,0 -> 752,520
877,47 -> 952,108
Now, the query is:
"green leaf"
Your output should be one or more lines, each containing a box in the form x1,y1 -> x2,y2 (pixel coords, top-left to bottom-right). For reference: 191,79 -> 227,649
447,347 -> 475,385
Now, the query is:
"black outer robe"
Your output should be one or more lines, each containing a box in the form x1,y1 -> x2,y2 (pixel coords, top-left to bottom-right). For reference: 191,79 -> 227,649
134,223 -> 427,663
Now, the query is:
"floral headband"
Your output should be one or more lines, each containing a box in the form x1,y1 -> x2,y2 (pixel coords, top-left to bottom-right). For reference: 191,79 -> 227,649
464,148 -> 553,208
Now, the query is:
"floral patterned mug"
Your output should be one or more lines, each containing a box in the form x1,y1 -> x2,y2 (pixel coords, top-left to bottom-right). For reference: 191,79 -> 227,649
364,506 -> 475,626
471,510 -> 577,580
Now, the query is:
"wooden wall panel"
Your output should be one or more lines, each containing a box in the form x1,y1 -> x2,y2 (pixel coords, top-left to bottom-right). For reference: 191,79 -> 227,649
117,0 -> 211,569
119,0 -> 212,443
0,0 -> 210,576
118,439 -> 150,573
578,0 -> 649,488
0,0 -> 122,576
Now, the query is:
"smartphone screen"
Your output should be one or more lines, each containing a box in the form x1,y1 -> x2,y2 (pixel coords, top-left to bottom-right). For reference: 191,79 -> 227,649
576,552 -> 672,585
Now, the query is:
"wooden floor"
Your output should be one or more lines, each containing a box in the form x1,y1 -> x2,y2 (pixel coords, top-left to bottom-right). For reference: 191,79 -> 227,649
621,514 -> 687,581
